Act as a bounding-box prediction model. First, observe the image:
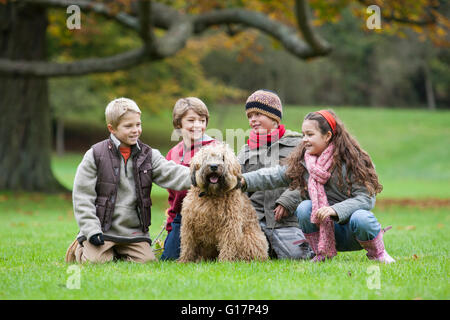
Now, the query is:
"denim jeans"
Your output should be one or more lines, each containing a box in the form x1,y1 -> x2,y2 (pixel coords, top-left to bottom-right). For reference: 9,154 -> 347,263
160,213 -> 182,261
295,200 -> 381,252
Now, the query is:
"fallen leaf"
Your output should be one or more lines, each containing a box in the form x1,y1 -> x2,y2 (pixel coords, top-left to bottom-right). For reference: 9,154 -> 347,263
405,225 -> 416,231
347,271 -> 352,277
10,222 -> 25,227
29,194 -> 43,202
412,254 -> 419,260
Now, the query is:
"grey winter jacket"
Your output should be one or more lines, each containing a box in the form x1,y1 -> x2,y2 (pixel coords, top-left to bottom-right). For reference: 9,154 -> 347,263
237,129 -> 302,229
242,164 -> 376,225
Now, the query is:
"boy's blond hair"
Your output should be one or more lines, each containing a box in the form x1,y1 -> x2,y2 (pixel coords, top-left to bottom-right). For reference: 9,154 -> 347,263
105,97 -> 141,128
172,97 -> 209,129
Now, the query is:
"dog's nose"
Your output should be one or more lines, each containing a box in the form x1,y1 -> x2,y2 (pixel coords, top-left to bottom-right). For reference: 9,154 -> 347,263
210,164 -> 218,171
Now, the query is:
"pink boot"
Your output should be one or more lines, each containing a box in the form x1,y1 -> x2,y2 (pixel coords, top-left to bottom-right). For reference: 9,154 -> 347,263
357,227 -> 395,264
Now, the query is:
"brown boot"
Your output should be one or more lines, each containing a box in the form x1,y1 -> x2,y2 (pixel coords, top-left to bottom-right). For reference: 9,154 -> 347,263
65,239 -> 79,263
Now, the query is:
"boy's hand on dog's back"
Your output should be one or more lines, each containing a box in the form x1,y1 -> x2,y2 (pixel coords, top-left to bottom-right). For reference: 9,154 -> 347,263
89,233 -> 105,246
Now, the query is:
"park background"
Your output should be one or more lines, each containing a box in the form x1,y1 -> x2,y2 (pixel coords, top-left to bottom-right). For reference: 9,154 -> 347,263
0,0 -> 449,299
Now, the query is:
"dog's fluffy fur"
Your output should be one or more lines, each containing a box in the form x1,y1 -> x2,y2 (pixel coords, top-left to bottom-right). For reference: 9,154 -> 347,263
179,143 -> 269,262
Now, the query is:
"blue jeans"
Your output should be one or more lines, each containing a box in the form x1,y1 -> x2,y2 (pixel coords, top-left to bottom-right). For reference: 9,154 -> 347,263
295,200 -> 381,252
160,213 -> 182,261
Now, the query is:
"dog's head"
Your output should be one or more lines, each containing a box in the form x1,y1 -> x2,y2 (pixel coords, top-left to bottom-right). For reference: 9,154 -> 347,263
190,142 -> 242,196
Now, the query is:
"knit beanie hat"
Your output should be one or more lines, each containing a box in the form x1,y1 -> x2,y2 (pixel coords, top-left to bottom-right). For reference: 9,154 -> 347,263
245,89 -> 282,123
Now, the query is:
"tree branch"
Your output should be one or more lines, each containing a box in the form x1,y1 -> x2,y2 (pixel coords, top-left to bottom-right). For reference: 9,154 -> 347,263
294,0 -> 331,54
193,8 -> 328,59
0,47 -> 149,77
0,0 -> 331,77
0,0 -> 191,76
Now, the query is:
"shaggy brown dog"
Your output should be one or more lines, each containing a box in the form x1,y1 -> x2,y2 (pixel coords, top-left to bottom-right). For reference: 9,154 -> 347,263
179,143 -> 269,262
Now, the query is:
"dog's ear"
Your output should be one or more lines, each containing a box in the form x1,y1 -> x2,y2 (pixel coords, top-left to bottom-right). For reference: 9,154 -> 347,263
191,169 -> 197,187
234,174 -> 243,190
228,156 -> 242,178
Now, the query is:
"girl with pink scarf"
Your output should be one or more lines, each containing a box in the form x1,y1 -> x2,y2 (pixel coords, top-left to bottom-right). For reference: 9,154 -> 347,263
242,110 -> 395,263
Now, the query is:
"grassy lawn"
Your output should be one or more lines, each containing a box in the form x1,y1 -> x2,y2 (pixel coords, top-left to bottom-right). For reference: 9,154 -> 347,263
0,193 -> 448,299
1,106 -> 449,300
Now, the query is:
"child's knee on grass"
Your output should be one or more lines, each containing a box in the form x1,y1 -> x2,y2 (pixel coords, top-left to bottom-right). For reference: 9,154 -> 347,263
76,241 -> 115,264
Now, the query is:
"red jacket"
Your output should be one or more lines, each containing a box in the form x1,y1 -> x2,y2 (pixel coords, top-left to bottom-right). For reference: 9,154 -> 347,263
165,135 -> 216,232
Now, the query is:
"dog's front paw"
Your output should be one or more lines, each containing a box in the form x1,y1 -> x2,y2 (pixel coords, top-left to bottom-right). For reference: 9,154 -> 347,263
177,255 -> 197,263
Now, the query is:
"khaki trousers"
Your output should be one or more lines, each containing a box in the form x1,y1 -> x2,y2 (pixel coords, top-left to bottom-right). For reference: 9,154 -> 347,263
66,239 -> 156,264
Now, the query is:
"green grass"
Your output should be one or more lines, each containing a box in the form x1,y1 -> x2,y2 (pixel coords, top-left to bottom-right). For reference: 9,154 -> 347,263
0,193 -> 448,299
1,106 -> 449,300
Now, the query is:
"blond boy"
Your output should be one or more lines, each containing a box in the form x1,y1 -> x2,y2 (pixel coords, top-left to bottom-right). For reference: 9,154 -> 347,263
65,98 -> 191,263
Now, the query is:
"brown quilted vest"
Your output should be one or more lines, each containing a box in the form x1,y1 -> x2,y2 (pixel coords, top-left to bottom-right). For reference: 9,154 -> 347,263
92,138 -> 153,233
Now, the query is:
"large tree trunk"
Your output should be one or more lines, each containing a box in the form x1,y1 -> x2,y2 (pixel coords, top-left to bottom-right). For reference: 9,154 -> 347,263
0,3 -> 65,192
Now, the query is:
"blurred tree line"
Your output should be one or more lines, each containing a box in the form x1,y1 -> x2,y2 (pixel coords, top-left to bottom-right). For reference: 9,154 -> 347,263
46,2 -> 448,157
48,4 -> 449,155
201,8 -> 449,109
49,5 -> 449,118
202,8 -> 450,109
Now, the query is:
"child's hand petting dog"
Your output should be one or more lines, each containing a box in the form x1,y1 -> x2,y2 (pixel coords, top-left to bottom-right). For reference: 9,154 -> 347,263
240,177 -> 246,191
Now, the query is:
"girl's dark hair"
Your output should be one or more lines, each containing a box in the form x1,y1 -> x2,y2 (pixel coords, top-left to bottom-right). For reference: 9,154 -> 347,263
284,110 -> 383,197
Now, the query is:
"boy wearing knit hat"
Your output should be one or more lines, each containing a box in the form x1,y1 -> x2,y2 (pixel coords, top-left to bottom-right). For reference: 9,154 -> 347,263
237,90 -> 313,260
245,89 -> 283,124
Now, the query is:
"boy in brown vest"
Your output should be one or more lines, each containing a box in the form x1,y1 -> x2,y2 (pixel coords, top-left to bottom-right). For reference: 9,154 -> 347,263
65,98 -> 191,263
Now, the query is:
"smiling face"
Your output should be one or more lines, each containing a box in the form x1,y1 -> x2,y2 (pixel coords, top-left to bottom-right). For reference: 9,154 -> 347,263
180,109 -> 207,144
107,111 -> 142,147
247,111 -> 278,134
301,119 -> 332,156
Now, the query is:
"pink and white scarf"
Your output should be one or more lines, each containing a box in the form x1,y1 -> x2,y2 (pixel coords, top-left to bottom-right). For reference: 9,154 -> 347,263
304,143 -> 337,259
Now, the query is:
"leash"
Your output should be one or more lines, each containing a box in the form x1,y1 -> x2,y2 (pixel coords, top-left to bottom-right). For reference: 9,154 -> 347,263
151,224 -> 166,249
